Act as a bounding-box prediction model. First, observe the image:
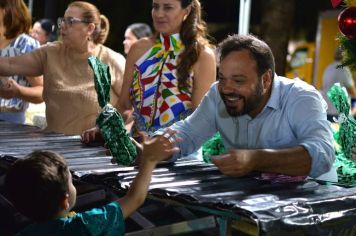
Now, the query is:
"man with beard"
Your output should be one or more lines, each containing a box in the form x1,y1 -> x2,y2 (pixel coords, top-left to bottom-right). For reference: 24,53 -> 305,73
149,34 -> 335,181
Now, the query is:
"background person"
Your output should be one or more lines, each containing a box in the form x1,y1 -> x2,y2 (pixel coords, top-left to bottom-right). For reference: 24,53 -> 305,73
30,18 -> 57,45
321,47 -> 356,121
0,0 -> 43,124
120,0 -> 216,140
82,0 -> 216,162
28,19 -> 57,127
0,1 -> 125,135
123,23 -> 152,55
149,34 -> 336,181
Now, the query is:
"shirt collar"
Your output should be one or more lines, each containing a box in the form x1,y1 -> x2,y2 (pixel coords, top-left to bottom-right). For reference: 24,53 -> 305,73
265,74 -> 281,110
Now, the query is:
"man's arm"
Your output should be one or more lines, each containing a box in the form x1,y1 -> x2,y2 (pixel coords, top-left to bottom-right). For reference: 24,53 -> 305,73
212,146 -> 311,177
156,83 -> 220,160
214,84 -> 334,178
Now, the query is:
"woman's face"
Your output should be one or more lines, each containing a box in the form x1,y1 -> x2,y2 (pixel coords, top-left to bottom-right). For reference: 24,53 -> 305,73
123,29 -> 138,54
30,22 -> 48,45
59,6 -> 91,48
152,0 -> 188,35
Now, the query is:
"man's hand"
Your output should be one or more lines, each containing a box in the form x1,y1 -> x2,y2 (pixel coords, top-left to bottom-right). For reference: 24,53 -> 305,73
140,129 -> 180,164
211,149 -> 256,177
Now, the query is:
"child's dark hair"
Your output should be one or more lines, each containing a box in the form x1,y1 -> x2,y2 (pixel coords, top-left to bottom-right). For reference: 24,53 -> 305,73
4,150 -> 70,222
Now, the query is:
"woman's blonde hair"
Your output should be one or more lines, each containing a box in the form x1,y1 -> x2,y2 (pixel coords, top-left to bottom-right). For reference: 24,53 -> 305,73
69,1 -> 109,44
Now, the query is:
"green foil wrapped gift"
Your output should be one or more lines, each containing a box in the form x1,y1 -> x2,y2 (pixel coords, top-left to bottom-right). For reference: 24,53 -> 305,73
327,83 -> 356,185
88,56 -> 137,166
327,83 -> 356,161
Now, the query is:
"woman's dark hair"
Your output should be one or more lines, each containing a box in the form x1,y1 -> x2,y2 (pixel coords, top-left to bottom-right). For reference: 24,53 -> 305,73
69,1 -> 109,44
217,34 -> 275,79
127,23 -> 153,39
5,150 -> 70,222
0,0 -> 32,39
38,18 -> 57,42
177,0 -> 212,91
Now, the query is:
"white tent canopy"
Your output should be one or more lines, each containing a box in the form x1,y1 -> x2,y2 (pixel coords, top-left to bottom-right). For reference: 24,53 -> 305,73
239,0 -> 251,35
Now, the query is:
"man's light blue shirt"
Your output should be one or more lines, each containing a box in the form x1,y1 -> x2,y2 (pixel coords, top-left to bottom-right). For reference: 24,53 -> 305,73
163,76 -> 335,178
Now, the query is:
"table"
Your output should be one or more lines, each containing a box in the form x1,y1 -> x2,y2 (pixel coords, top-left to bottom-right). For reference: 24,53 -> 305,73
1,121 -> 356,236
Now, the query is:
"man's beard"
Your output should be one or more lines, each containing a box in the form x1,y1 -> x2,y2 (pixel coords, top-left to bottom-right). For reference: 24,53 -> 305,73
220,81 -> 264,117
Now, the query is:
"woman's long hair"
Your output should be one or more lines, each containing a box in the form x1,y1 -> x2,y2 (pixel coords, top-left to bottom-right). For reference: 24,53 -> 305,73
177,0 -> 211,91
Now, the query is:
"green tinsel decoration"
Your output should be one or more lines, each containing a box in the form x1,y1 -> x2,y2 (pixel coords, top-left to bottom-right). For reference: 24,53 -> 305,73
327,83 -> 356,184
336,34 -> 356,72
202,132 -> 225,163
88,56 -> 137,166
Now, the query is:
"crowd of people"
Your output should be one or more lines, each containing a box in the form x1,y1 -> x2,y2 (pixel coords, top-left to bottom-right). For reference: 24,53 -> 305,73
0,0 -> 355,235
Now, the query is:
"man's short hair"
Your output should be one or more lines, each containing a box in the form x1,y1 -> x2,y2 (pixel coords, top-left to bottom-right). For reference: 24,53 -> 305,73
217,34 -> 275,78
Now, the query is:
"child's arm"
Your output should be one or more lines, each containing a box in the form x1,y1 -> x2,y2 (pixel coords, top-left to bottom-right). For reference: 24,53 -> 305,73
118,131 -> 179,218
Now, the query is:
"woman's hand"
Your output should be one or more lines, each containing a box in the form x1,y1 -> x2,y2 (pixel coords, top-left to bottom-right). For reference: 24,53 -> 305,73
0,78 -> 19,99
80,127 -> 104,145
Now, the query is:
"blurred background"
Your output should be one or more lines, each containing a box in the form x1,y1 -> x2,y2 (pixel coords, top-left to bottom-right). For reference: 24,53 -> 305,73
25,0 -> 343,87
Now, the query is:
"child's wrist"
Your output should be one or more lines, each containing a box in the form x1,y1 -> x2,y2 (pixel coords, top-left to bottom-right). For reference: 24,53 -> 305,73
139,156 -> 158,167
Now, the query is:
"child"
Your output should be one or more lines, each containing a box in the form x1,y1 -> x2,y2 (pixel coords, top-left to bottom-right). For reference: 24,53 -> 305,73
4,133 -> 178,235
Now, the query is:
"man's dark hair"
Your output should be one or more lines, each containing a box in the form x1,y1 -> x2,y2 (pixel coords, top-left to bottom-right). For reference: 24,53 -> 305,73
217,34 -> 275,79
4,150 -> 70,222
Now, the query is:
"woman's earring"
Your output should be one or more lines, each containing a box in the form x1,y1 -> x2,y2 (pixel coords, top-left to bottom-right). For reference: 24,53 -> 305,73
183,15 -> 187,21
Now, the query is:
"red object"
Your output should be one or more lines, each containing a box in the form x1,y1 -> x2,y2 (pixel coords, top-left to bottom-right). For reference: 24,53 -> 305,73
331,0 -> 342,8
338,7 -> 356,39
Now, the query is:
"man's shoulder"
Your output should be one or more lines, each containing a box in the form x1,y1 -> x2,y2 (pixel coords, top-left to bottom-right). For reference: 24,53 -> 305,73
277,76 -> 318,94
275,76 -> 323,107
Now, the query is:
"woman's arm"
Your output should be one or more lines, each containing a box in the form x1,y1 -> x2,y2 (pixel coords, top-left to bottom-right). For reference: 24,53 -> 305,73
0,76 -> 43,103
191,46 -> 217,108
119,38 -> 153,122
0,52 -> 43,77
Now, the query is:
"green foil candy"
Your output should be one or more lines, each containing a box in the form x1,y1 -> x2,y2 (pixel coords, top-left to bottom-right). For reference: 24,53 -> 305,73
202,132 -> 225,163
88,56 -> 137,166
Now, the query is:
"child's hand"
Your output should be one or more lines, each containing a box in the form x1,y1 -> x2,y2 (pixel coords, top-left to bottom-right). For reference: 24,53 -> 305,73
140,129 -> 180,163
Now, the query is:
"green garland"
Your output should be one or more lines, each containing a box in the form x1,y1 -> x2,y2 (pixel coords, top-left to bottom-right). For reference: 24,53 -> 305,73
327,83 -> 356,185
202,132 -> 225,163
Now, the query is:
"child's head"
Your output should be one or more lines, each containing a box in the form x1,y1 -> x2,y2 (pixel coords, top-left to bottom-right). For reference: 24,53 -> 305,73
4,150 -> 77,222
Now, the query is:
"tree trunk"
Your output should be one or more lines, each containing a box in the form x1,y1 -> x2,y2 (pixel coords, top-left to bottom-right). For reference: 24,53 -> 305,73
260,0 -> 296,76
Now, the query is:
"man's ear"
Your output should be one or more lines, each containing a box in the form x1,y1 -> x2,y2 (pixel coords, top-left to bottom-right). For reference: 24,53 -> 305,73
59,194 -> 70,210
262,69 -> 273,92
